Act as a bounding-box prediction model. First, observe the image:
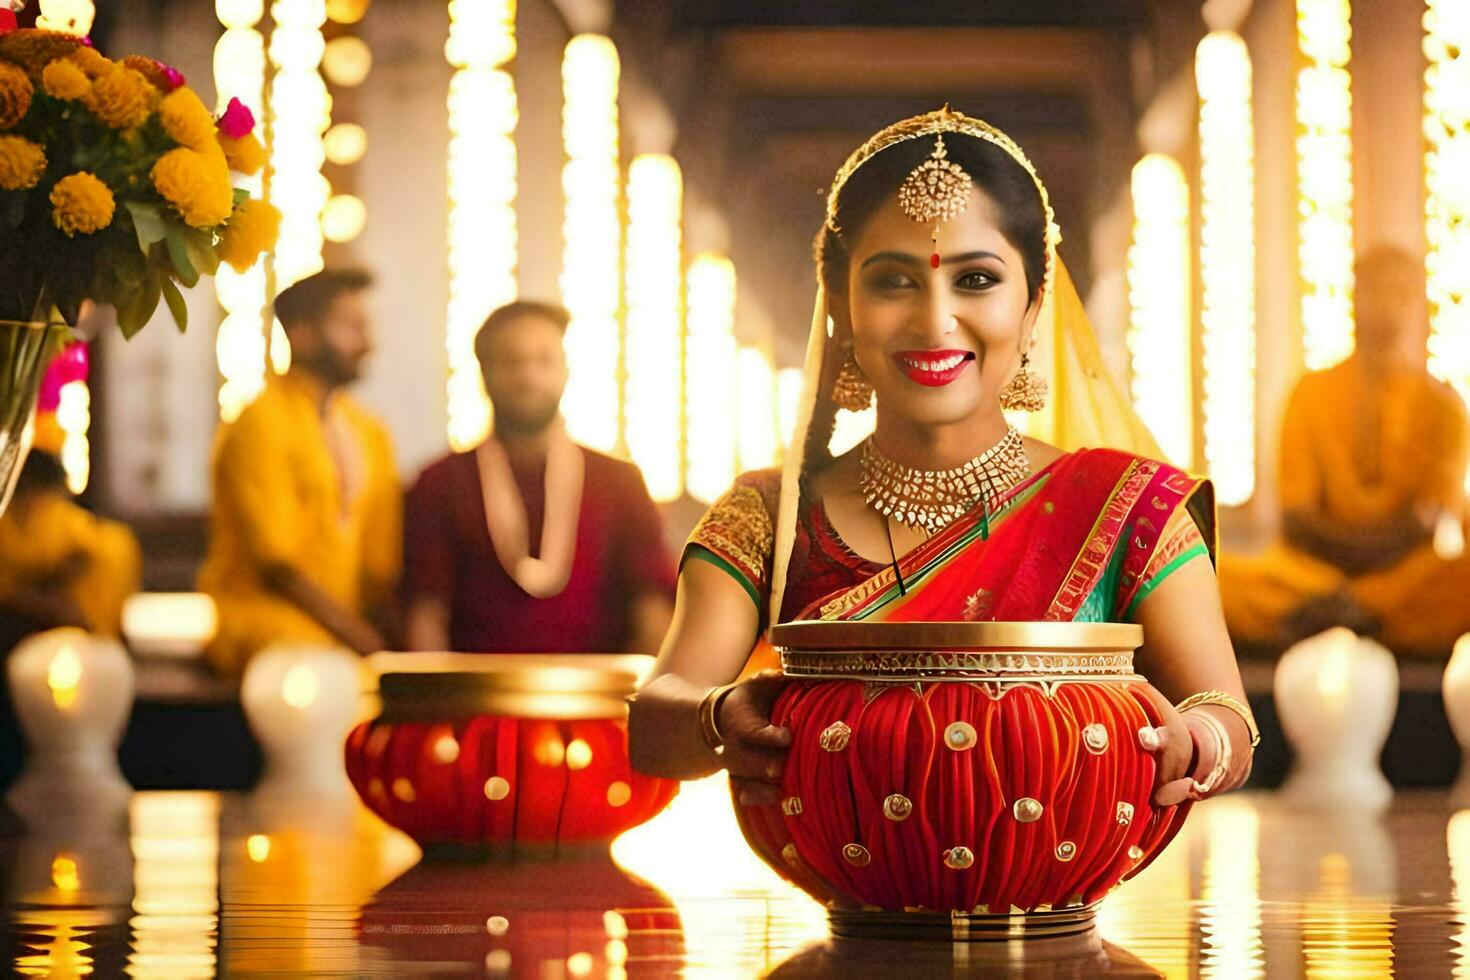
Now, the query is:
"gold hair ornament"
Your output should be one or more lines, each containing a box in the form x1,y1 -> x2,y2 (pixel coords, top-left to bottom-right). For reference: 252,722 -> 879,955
824,105 -> 1062,296
897,134 -> 973,268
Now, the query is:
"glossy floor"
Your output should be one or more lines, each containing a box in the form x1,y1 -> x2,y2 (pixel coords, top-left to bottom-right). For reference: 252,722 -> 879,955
2,776 -> 1468,977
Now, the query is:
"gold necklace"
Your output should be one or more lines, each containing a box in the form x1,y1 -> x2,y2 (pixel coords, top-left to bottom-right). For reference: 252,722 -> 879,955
860,427 -> 1031,535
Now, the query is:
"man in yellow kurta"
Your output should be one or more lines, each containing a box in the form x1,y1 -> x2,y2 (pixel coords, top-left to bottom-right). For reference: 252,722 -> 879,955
198,269 -> 402,675
0,449 -> 141,639
1220,246 -> 1470,655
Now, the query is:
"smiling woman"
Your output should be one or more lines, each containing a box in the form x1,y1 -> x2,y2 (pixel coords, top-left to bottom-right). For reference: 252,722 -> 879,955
627,107 -> 1256,932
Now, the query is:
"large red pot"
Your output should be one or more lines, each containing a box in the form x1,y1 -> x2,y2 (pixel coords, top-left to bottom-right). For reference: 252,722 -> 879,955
735,621 -> 1189,940
346,653 -> 677,852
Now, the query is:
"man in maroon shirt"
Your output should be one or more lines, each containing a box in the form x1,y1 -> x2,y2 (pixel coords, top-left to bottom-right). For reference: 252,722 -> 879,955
403,301 -> 676,653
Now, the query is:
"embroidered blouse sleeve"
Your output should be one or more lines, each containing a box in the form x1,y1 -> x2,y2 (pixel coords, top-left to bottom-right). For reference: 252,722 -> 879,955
682,470 -> 779,610
1122,505 -> 1210,621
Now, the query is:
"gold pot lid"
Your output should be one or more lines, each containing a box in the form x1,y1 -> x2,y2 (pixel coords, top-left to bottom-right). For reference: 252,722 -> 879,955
770,620 -> 1143,653
366,652 -> 654,720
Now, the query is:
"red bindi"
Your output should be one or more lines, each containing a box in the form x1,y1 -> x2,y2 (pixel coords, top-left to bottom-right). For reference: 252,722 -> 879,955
929,252 -> 941,269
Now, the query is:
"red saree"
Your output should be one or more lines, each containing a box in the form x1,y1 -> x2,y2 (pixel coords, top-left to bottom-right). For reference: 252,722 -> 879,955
685,448 -> 1215,631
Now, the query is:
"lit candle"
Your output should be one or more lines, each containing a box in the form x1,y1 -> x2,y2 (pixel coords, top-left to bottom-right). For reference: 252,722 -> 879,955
5,628 -> 133,808
1274,627 -> 1397,812
240,645 -> 364,798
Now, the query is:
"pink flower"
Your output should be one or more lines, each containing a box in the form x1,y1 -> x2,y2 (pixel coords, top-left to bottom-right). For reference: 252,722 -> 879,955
36,342 -> 89,413
216,97 -> 255,139
157,60 -> 185,91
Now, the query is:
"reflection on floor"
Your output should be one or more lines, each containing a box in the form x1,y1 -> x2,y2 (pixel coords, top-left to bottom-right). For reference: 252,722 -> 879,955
1,775 -> 1466,977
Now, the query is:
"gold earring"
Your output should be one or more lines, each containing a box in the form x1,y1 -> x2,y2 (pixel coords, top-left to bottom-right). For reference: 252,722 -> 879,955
999,351 -> 1047,412
832,347 -> 874,411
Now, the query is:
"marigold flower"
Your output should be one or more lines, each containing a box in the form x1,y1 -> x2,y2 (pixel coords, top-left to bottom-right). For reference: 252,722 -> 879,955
0,134 -> 45,190
121,55 -> 184,92
0,60 -> 33,129
67,45 -> 112,80
0,29 -> 82,76
40,58 -> 89,100
84,66 -> 154,130
219,131 -> 264,175
158,86 -> 215,151
50,171 -> 115,236
216,198 -> 281,272
151,146 -> 233,228
31,411 -> 64,457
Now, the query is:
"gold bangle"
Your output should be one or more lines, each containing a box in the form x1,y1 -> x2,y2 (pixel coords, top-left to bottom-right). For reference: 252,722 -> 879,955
1188,709 -> 1233,798
1175,689 -> 1261,748
698,683 -> 735,756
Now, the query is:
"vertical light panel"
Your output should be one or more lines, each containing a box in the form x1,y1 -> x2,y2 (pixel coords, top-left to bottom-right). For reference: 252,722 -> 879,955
1197,30 -> 1258,506
1126,153 -> 1193,469
736,345 -> 777,472
625,154 -> 683,501
319,14 -> 371,248
777,366 -> 803,452
684,254 -> 738,503
1425,0 -> 1470,446
1296,0 -> 1356,370
56,378 -> 89,494
214,0 -> 270,421
560,34 -> 622,454
446,0 -> 518,451
268,0 -> 330,288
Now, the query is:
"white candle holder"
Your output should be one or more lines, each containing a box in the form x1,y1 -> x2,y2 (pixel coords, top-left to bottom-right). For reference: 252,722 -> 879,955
240,645 -> 364,800
1275,627 -> 1398,813
5,627 -> 133,811
1442,634 -> 1470,806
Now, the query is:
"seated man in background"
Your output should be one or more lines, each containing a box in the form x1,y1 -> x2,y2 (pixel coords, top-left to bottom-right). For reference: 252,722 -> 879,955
403,300 -> 675,654
199,269 -> 401,675
1220,245 -> 1470,655
0,449 -> 141,643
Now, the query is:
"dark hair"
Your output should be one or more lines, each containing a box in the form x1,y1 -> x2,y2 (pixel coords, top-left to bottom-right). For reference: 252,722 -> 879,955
816,133 -> 1047,300
473,300 -> 570,367
273,268 -> 374,329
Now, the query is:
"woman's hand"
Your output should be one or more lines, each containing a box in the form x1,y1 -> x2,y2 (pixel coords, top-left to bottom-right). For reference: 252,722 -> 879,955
717,670 -> 793,807
1140,693 -> 1251,806
1134,689 -> 1196,807
1178,705 -> 1253,800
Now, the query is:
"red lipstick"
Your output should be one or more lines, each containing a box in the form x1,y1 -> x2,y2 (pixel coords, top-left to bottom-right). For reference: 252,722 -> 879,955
892,349 -> 975,387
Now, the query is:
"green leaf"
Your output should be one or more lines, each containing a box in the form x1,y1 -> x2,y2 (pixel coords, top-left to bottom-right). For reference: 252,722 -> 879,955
160,275 -> 188,333
180,226 -> 220,278
233,187 -> 250,206
164,226 -> 199,288
101,236 -> 148,287
124,200 -> 168,253
116,270 -> 163,339
114,281 -> 147,339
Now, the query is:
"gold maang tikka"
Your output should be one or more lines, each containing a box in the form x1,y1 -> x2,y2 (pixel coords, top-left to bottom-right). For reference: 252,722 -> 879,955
896,134 -> 973,268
